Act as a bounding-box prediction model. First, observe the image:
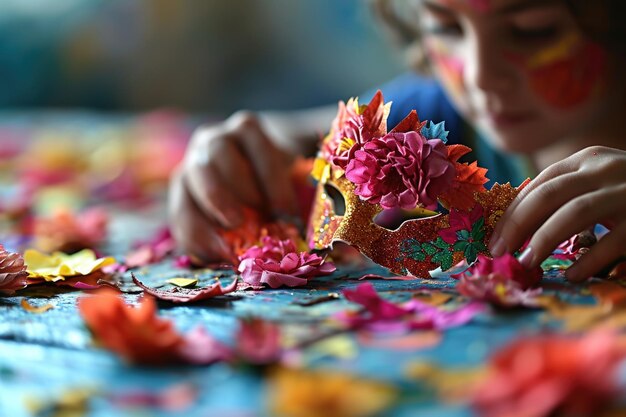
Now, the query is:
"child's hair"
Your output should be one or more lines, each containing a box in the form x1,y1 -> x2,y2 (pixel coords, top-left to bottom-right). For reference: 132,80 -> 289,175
371,0 -> 626,71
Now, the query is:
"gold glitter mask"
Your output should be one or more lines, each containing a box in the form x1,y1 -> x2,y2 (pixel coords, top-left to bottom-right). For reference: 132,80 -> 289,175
306,91 -> 528,278
307,161 -> 527,278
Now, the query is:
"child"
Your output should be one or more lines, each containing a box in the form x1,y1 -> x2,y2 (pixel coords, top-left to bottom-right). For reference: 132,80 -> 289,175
169,0 -> 626,281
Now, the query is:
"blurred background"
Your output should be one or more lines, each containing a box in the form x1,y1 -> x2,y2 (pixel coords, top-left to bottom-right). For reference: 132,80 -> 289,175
0,0 -> 405,113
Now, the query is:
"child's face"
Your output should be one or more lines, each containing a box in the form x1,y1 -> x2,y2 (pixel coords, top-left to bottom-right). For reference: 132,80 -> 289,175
416,0 -> 611,154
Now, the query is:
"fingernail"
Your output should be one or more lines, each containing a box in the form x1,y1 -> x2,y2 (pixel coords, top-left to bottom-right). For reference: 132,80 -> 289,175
489,235 -> 506,257
517,246 -> 535,268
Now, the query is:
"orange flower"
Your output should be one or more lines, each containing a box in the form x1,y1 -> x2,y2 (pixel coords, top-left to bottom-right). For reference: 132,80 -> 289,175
78,290 -> 185,365
472,330 -> 626,417
34,207 -> 108,253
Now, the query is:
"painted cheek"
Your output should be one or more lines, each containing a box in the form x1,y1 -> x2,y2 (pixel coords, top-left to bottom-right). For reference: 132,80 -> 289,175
507,38 -> 607,109
428,46 -> 466,102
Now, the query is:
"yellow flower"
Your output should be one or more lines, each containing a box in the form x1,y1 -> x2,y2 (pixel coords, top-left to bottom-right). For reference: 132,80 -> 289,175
24,249 -> 115,282
268,366 -> 396,417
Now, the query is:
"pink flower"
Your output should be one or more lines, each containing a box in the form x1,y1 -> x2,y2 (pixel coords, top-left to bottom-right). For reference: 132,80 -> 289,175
345,131 -> 455,210
455,254 -> 543,307
322,91 -> 388,170
472,330 -> 626,417
0,244 -> 28,295
337,283 -> 483,332
237,237 -> 336,288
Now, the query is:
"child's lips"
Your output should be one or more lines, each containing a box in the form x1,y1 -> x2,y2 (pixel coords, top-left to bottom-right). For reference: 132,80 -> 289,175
485,110 -> 535,127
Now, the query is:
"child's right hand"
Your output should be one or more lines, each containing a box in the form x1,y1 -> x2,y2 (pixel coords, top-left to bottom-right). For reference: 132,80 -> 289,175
168,111 -> 300,262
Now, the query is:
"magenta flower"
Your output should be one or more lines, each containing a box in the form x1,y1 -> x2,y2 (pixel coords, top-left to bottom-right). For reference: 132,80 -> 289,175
455,254 -> 543,307
344,131 -> 455,210
0,244 -> 28,295
237,237 -> 336,288
337,283 -> 484,332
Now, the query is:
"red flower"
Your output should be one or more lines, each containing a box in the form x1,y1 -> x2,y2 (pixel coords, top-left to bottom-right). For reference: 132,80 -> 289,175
345,131 -> 455,210
0,244 -> 28,295
78,290 -> 230,366
237,236 -> 335,288
455,254 -> 543,307
473,330 -> 626,417
79,291 -> 185,365
439,204 -> 483,245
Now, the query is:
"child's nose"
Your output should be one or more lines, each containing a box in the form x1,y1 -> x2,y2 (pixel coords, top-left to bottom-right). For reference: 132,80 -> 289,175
464,33 -> 516,94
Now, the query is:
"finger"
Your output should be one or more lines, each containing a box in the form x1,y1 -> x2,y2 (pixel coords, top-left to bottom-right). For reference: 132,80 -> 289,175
490,171 -> 595,256
168,168 -> 233,262
519,184 -> 626,269
235,115 -> 299,218
183,151 -> 245,228
211,134 -> 265,209
566,220 -> 626,282
491,155 -> 579,247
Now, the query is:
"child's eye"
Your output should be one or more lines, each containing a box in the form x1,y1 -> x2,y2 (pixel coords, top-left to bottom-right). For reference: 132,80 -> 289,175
510,25 -> 560,42
424,23 -> 463,37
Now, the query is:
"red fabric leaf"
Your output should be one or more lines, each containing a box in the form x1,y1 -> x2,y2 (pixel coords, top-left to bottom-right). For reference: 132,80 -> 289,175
131,272 -> 237,303
446,144 -> 472,163
440,161 -> 489,210
389,110 -> 426,134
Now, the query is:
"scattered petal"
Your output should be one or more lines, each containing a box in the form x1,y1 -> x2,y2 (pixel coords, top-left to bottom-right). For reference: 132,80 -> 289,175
455,254 -> 543,308
25,249 -> 115,282
132,272 -> 236,303
33,207 -> 108,253
337,283 -> 483,332
166,278 -> 198,288
78,290 -> 186,365
20,298 -> 54,314
472,330 -> 626,417
236,318 -> 282,365
268,366 -> 397,417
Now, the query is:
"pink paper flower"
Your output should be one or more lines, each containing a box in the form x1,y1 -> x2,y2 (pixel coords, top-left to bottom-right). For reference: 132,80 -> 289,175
0,244 -> 28,295
455,254 -> 543,308
345,131 -> 455,210
472,330 -> 626,417
337,283 -> 483,332
237,237 -> 335,288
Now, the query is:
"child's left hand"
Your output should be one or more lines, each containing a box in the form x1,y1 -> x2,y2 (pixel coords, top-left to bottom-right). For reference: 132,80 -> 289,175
489,146 -> 626,281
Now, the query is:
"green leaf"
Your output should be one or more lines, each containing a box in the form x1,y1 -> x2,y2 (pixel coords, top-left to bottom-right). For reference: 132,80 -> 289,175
434,237 -> 450,250
453,241 -> 468,252
422,242 -> 438,256
421,121 -> 449,143
457,229 -> 470,241
471,217 -> 485,241
464,244 -> 478,264
433,250 -> 453,271
474,241 -> 488,253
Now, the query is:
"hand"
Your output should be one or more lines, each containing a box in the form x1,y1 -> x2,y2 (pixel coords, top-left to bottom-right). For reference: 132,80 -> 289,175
168,111 -> 299,262
489,146 -> 626,281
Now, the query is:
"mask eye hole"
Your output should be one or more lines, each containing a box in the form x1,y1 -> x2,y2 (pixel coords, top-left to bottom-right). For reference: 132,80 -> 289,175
373,208 -> 438,231
323,184 -> 346,216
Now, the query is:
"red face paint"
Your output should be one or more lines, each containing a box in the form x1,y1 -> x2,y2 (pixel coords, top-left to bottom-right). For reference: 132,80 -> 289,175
507,36 -> 607,109
427,42 -> 465,101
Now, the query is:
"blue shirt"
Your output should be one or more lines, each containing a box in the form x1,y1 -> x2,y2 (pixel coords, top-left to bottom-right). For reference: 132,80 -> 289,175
368,73 -> 531,187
